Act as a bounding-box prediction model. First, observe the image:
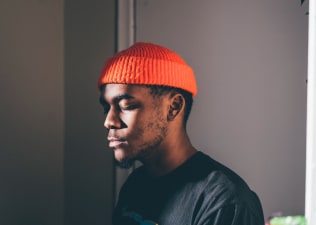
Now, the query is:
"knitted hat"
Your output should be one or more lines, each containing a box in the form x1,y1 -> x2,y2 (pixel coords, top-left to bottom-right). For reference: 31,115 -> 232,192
98,42 -> 197,96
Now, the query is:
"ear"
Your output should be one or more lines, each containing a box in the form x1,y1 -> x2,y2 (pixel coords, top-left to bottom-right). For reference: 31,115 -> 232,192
167,93 -> 184,121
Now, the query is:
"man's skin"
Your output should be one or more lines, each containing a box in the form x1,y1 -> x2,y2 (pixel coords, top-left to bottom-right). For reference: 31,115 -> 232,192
100,84 -> 196,176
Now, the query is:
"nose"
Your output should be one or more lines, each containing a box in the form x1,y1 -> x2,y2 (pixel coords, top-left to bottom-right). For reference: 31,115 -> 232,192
104,107 -> 121,129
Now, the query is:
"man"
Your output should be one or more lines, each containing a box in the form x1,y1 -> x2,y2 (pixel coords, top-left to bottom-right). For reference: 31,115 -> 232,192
98,42 -> 264,225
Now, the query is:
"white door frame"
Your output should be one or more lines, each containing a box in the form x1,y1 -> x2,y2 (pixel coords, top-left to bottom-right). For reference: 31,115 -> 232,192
305,0 -> 316,224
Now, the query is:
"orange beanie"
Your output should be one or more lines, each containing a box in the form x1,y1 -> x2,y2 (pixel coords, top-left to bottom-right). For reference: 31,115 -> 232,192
98,42 -> 197,96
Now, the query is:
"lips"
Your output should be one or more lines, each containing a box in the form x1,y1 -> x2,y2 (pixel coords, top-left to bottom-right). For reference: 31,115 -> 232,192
107,136 -> 126,148
109,140 -> 124,148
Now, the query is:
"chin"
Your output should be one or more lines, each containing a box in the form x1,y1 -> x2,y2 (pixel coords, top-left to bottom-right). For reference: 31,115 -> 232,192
115,159 -> 134,169
113,148 -> 127,161
114,150 -> 135,169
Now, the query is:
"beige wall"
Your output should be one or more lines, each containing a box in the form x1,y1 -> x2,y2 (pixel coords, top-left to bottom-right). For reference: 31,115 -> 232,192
0,0 -> 115,224
136,0 -> 308,218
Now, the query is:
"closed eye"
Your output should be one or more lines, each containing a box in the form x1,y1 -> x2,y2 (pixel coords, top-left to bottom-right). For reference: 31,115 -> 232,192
120,104 -> 139,111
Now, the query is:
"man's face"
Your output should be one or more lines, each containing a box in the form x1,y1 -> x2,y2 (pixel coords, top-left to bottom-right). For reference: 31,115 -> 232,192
101,84 -> 168,168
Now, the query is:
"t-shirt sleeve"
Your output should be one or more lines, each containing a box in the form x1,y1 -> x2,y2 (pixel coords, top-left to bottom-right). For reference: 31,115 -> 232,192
197,203 -> 264,225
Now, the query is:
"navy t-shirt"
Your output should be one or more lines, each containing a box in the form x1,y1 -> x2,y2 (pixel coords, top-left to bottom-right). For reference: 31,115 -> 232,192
113,151 -> 264,225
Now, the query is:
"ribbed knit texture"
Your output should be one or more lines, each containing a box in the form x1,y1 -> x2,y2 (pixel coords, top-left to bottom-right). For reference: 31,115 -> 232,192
98,42 -> 197,96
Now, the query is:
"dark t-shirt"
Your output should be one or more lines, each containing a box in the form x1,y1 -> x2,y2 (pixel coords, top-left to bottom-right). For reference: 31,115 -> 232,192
113,151 -> 264,225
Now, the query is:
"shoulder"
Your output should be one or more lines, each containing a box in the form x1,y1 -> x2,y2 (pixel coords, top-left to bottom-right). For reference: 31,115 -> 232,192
189,152 -> 264,224
191,152 -> 259,202
184,151 -> 248,188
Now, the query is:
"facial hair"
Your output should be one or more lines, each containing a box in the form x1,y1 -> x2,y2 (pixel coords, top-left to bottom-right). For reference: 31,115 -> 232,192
115,105 -> 167,169
115,158 -> 134,169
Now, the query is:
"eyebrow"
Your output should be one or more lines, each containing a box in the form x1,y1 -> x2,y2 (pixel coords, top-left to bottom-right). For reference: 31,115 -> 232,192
99,93 -> 134,106
113,94 -> 134,103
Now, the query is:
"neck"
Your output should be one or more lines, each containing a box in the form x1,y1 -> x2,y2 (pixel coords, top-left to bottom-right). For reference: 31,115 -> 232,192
141,131 -> 197,177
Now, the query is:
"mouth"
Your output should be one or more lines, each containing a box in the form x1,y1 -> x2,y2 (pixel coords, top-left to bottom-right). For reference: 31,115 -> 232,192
107,137 -> 126,148
109,140 -> 124,148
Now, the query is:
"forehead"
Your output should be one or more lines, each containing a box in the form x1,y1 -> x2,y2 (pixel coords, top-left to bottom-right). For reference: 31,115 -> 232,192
102,84 -> 152,102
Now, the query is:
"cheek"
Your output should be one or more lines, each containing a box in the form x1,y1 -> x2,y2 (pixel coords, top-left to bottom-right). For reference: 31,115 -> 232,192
121,112 -> 142,129
121,113 -> 146,137
122,108 -> 166,138
122,109 -> 157,128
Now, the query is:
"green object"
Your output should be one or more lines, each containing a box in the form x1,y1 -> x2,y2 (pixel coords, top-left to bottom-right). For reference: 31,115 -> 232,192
270,215 -> 307,225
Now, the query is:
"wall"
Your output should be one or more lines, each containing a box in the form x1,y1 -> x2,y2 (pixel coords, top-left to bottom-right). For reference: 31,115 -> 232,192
136,0 -> 308,218
0,0 -> 64,224
0,0 -> 116,224
64,1 -> 115,225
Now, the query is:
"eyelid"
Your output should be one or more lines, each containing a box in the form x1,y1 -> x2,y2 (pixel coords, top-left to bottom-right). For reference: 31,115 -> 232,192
121,104 -> 138,110
119,99 -> 141,110
103,99 -> 139,114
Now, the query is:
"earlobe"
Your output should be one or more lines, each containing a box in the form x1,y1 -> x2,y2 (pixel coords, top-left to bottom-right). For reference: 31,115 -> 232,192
167,94 -> 184,121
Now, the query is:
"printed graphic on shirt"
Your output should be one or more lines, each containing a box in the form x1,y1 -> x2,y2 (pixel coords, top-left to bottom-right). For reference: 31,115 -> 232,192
121,208 -> 158,225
